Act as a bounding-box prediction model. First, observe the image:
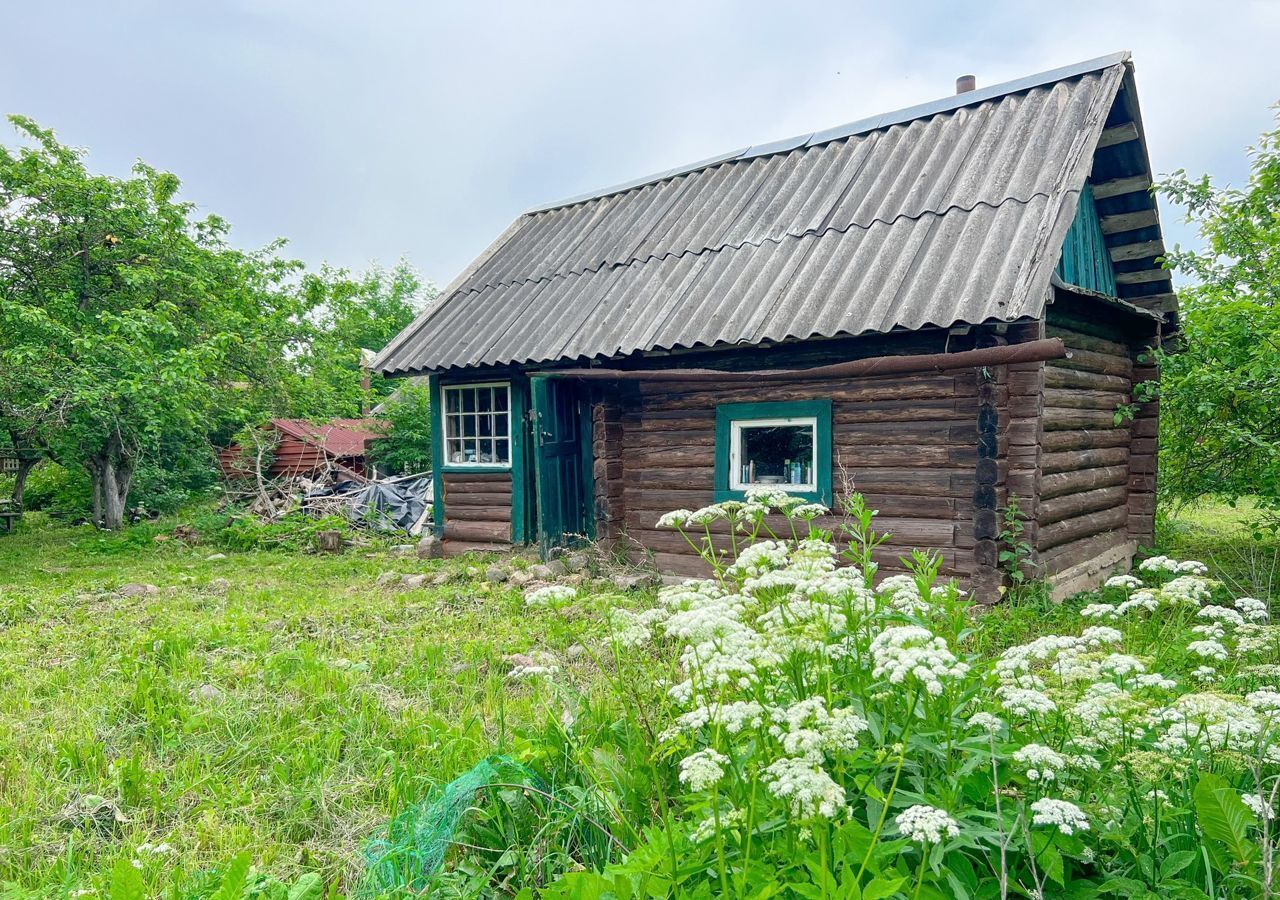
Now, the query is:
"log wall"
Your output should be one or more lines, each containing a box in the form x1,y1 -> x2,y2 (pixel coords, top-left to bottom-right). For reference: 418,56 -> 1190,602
603,371 -> 980,580
1037,321 -> 1143,595
441,470 -> 513,555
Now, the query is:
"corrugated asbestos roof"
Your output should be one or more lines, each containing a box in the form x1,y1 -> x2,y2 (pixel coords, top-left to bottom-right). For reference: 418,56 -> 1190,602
376,52 -> 1158,375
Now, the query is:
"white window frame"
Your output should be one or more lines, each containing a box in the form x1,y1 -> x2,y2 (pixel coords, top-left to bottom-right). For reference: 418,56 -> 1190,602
728,416 -> 819,493
440,381 -> 512,469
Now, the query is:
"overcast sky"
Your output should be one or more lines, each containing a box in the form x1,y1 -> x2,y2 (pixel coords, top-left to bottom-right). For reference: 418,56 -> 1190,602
3,1 -> 1277,289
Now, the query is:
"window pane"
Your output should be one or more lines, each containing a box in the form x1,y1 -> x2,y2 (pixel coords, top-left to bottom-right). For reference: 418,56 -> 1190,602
738,424 -> 815,486
496,414 -> 509,437
446,389 -> 460,413
495,389 -> 509,412
495,438 -> 510,464
477,389 -> 492,413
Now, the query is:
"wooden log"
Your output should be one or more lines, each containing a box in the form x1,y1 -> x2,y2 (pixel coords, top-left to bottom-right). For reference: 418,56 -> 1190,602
441,471 -> 513,486
1040,429 -> 1130,452
1040,446 -> 1130,475
1092,173 -> 1153,200
1039,485 -> 1130,525
1100,209 -> 1159,235
1042,388 -> 1129,410
1039,529 -> 1128,575
1096,121 -> 1139,148
446,490 -> 513,507
1043,366 -> 1131,393
1050,347 -> 1132,378
1040,465 -> 1129,500
314,529 -> 343,553
639,374 -> 964,407
835,398 -> 975,424
1045,327 -> 1132,357
444,520 -> 512,543
835,421 -> 977,446
1042,408 -> 1120,431
1037,505 -> 1130,551
446,504 -> 512,523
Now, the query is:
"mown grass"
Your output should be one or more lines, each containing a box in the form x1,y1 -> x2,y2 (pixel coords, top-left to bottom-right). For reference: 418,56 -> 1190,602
0,513 -> 627,891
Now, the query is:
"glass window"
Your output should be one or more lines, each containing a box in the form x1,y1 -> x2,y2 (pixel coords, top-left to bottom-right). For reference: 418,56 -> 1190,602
729,417 -> 818,492
441,383 -> 511,467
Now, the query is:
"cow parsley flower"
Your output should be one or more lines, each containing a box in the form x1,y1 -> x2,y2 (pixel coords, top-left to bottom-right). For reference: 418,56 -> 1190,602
786,503 -> 829,521
685,505 -> 728,526
869,626 -> 969,696
1236,597 -> 1270,622
763,757 -> 847,819
1187,639 -> 1228,661
998,686 -> 1057,717
679,749 -> 729,791
895,804 -> 960,844
1139,555 -> 1180,574
1164,576 -> 1213,605
525,585 -> 577,608
1191,665 -> 1218,682
1104,574 -> 1142,590
1031,798 -> 1090,835
967,712 -> 1005,734
1198,605 -> 1245,627
656,509 -> 693,529
1013,743 -> 1066,782
1243,793 -> 1274,820
1080,603 -> 1119,620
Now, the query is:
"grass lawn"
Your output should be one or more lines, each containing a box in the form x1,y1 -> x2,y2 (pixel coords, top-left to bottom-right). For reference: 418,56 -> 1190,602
0,514 -> 625,891
0,501 -> 1275,894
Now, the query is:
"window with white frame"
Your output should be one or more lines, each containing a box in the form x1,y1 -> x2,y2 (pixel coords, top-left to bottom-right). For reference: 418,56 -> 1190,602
441,383 -> 511,467
729,416 -> 818,491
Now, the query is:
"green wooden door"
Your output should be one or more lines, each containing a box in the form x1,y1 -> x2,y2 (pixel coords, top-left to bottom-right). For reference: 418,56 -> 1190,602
531,376 -> 593,555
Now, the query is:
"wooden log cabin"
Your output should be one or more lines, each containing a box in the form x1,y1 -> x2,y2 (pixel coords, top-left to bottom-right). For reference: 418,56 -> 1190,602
374,52 -> 1176,601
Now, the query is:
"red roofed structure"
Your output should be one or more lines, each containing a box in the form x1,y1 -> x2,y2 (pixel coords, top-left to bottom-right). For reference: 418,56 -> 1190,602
219,418 -> 385,481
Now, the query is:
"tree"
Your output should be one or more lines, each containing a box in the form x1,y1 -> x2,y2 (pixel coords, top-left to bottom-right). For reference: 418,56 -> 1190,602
0,117 -> 307,528
1157,108 -> 1280,517
290,262 -> 432,418
368,382 -> 433,476
1155,107 -> 1280,519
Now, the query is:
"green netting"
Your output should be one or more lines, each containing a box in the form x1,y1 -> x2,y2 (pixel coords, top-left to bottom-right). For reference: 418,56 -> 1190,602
359,754 -> 546,894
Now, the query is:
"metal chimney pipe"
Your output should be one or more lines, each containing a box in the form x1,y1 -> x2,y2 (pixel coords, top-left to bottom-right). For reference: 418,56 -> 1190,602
956,74 -> 977,94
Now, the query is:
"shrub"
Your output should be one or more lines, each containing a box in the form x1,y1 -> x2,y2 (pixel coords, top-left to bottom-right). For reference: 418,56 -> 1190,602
211,513 -> 353,553
436,492 -> 1279,899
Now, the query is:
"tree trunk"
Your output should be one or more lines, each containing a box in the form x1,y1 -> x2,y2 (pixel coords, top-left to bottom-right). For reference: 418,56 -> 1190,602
86,435 -> 135,530
10,457 -> 36,508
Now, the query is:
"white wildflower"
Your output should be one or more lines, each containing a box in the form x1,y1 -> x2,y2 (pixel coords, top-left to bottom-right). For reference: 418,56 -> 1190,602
690,807 -> 745,843
1080,603 -> 1119,620
525,585 -> 576,608
1191,665 -> 1218,682
1198,605 -> 1245,627
1243,793 -> 1274,820
1187,639 -> 1228,661
1013,743 -> 1066,782
1104,574 -> 1142,590
656,509 -> 693,529
968,712 -> 1005,734
787,503 -> 829,521
1031,798 -> 1090,835
1236,597 -> 1270,622
763,757 -> 847,819
894,804 -> 960,844
998,686 -> 1057,717
870,625 -> 969,696
678,749 -> 729,792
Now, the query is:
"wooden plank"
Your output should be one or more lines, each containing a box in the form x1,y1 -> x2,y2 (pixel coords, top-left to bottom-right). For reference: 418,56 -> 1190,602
1116,269 -> 1171,285
443,540 -> 513,557
441,471 -> 513,487
1043,388 -> 1129,411
1038,505 -> 1130,551
1092,173 -> 1153,200
1040,485 -> 1129,525
1096,122 -> 1139,148
1043,367 -> 1130,393
1040,465 -> 1129,500
1109,239 -> 1164,262
1040,529 -> 1130,577
1100,209 -> 1159,235
1041,446 -> 1129,474
1129,292 -> 1178,312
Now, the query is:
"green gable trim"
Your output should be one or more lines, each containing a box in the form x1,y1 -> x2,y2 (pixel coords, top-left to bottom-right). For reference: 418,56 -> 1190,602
427,374 -> 445,538
510,376 -> 531,544
1056,183 -> 1118,296
714,399 -> 833,506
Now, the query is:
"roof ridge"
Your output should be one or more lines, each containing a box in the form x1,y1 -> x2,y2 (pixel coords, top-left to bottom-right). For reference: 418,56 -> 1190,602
525,52 -> 1130,215
459,193 -> 1057,296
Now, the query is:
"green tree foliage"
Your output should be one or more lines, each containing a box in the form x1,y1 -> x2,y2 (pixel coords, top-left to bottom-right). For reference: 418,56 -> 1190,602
291,262 -> 431,418
368,382 -> 433,476
0,117 -> 306,528
1156,108 -> 1280,519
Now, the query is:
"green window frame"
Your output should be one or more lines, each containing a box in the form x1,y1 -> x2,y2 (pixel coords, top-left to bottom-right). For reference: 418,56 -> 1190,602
714,399 -> 833,506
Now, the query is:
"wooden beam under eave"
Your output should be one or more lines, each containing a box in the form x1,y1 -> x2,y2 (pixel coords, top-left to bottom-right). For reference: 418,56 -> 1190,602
1110,240 -> 1165,263
1116,269 -> 1172,285
1100,209 -> 1159,235
1092,174 -> 1153,200
1096,122 -> 1140,149
1129,292 -> 1178,312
